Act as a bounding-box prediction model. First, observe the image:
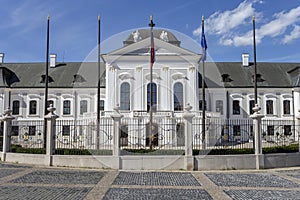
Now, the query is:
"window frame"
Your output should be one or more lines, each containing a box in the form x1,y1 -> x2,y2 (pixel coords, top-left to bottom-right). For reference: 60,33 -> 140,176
232,100 -> 240,115
173,82 -> 184,111
12,100 -> 20,115
120,82 -> 131,111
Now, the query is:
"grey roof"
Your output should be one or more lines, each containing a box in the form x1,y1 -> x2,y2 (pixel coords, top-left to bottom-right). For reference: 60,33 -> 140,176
123,29 -> 180,47
203,62 -> 300,88
0,61 -> 299,89
0,62 -> 106,88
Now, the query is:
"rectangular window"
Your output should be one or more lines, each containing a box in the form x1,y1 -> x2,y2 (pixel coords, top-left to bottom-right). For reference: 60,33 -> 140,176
29,100 -> 37,115
28,126 -> 36,136
80,100 -> 88,114
232,100 -> 240,115
12,100 -> 20,115
267,126 -> 274,136
215,100 -> 223,115
283,100 -> 290,115
284,125 -> 292,136
62,126 -> 71,136
100,100 -> 105,111
63,100 -> 71,115
249,100 -> 255,114
266,100 -> 274,115
233,125 -> 241,136
199,100 -> 207,111
11,126 -> 19,136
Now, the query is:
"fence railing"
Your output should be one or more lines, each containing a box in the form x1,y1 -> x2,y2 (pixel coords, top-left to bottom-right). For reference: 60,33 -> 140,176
3,116 -> 300,155
11,120 -> 45,149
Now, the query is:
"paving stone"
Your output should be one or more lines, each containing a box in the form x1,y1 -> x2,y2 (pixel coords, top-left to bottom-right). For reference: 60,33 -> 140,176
224,189 -> 300,200
0,186 -> 92,200
205,173 -> 300,188
0,163 -> 32,169
113,172 -> 200,186
103,188 -> 213,200
277,170 -> 300,180
0,169 -> 24,179
10,170 -> 106,185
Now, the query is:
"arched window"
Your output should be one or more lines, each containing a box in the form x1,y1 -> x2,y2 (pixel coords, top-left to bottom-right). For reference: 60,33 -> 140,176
120,82 -> 130,110
147,83 -> 157,112
80,100 -> 88,114
29,100 -> 37,115
174,82 -> 183,111
12,100 -> 20,115
63,100 -> 71,115
266,100 -> 274,115
283,100 -> 290,115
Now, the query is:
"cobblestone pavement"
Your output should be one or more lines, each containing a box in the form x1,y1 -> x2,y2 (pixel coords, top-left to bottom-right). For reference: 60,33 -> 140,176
0,162 -> 300,200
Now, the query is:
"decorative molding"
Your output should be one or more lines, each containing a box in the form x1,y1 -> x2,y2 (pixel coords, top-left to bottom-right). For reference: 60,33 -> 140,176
119,72 -> 133,80
171,72 -> 186,80
188,66 -> 195,72
136,67 -> 142,72
162,67 -> 169,72
145,73 -> 160,80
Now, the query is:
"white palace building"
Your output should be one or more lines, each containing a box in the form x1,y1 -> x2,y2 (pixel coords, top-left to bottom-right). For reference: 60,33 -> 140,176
0,28 -> 299,147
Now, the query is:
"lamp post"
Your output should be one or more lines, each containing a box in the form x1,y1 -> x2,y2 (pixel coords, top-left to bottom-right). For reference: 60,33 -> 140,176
252,16 -> 258,105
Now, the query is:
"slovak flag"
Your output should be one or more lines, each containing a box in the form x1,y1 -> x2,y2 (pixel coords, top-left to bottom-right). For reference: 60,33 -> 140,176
150,28 -> 155,67
201,19 -> 207,61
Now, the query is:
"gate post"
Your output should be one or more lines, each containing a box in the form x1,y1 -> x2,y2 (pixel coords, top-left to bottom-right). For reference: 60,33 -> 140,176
1,109 -> 15,161
44,104 -> 59,166
250,104 -> 264,169
111,107 -> 123,169
297,109 -> 300,152
183,104 -> 195,170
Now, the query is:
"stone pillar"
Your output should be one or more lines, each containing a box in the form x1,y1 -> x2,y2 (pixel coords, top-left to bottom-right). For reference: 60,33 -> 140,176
183,104 -> 195,170
44,104 -> 59,166
297,109 -> 300,152
250,104 -> 264,169
111,106 -> 123,169
1,109 -> 15,161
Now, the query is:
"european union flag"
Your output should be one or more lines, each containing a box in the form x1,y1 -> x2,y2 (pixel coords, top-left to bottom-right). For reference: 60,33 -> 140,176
201,21 -> 207,61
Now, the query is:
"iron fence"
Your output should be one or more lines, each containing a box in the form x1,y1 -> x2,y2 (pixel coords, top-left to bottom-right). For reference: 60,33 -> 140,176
11,120 -> 45,149
4,117 -> 299,155
120,117 -> 185,151
192,118 -> 254,152
261,119 -> 298,147
55,118 -> 113,154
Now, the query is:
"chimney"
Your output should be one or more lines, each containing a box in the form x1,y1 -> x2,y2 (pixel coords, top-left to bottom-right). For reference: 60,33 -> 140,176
0,53 -> 4,64
50,54 -> 56,67
242,53 -> 249,67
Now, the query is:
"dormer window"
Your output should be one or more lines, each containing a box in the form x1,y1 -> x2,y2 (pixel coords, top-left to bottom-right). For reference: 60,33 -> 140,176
252,74 -> 265,82
221,74 -> 232,82
73,74 -> 86,83
40,75 -> 54,83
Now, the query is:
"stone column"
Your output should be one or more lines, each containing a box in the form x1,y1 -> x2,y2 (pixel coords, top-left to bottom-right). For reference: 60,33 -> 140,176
297,109 -> 300,152
111,106 -> 123,169
44,104 -> 59,166
183,104 -> 195,170
250,104 -> 264,169
1,109 -> 15,161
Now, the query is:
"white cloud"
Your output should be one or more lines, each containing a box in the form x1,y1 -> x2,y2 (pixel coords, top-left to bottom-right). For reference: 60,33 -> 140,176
231,5 -> 300,46
193,0 -> 300,47
282,25 -> 300,44
193,0 -> 258,36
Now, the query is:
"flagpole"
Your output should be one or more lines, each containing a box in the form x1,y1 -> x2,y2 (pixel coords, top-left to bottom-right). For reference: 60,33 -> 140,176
96,16 -> 101,149
252,16 -> 258,105
44,15 -> 50,149
201,16 -> 206,150
149,15 -> 155,150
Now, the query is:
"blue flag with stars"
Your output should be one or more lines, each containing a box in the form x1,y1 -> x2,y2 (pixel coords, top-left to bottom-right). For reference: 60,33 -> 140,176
201,21 -> 207,61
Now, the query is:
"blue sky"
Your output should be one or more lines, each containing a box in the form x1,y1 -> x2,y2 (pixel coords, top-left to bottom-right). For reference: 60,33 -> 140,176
0,0 -> 300,63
